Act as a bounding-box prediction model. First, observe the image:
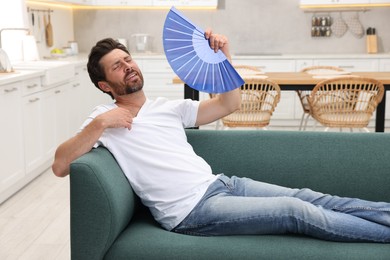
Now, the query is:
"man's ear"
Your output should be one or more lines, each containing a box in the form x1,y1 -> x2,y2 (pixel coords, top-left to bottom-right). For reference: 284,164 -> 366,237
98,81 -> 110,92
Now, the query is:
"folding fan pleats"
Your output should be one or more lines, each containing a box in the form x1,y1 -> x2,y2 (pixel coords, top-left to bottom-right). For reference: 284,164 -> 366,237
163,7 -> 244,93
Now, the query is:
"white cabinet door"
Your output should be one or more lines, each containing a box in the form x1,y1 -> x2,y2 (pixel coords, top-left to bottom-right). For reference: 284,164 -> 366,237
300,0 -> 369,5
68,79 -> 84,133
60,0 -> 95,4
379,59 -> 390,72
370,0 -> 390,3
22,90 -> 45,176
296,60 -> 314,72
314,59 -> 379,71
152,0 -> 218,7
41,87 -> 58,160
142,58 -> 183,100
54,84 -> 71,145
95,0 -> 152,6
233,59 -> 296,72
379,59 -> 390,120
0,82 -> 24,197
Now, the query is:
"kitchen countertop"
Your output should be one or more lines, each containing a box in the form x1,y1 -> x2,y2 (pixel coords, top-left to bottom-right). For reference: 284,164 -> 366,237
0,70 -> 45,86
2,52 -> 390,86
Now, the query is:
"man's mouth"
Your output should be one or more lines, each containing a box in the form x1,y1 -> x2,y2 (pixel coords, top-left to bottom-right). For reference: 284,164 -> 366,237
125,72 -> 138,82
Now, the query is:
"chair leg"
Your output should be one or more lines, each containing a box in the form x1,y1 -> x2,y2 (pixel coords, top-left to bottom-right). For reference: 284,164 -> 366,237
303,114 -> 311,131
215,119 -> 221,130
363,127 -> 370,133
324,127 -> 329,132
299,113 -> 305,130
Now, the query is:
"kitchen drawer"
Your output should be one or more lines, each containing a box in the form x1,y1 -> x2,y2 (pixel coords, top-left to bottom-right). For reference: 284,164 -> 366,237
142,59 -> 173,73
379,59 -> 390,72
21,77 -> 42,96
233,59 -> 296,72
295,59 -> 314,72
314,59 -> 379,72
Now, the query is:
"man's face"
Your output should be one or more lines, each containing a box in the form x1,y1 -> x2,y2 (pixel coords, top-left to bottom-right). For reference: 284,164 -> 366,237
99,49 -> 144,97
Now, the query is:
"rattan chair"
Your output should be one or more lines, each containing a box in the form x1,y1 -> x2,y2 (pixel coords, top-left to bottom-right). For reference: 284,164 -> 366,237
297,66 -> 346,130
210,65 -> 264,129
234,65 -> 263,75
221,78 -> 281,129
308,76 -> 384,132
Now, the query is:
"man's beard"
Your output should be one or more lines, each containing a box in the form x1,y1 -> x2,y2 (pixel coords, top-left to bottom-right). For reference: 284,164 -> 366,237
110,80 -> 144,96
123,83 -> 143,95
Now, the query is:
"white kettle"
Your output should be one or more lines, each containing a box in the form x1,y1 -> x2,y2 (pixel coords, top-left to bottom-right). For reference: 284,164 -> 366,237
0,48 -> 12,73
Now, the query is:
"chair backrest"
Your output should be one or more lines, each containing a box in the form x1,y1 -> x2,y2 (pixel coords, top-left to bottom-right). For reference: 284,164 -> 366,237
234,65 -> 262,75
308,76 -> 384,128
297,66 -> 346,113
300,65 -> 345,74
222,78 -> 281,128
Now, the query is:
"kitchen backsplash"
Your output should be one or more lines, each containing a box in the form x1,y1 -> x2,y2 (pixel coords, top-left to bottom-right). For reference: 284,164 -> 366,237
29,0 -> 390,57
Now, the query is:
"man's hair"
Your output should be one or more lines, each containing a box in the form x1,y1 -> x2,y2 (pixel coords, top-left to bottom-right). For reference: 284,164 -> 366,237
87,38 -> 130,99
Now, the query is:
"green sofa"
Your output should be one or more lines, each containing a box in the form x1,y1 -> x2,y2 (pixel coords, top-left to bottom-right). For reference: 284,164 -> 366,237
70,130 -> 390,259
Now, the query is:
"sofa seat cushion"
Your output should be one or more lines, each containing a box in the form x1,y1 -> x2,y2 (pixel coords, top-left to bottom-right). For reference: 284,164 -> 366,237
105,212 -> 390,260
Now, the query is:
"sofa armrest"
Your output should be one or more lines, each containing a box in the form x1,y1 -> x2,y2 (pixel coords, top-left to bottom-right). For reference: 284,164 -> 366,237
70,147 -> 138,260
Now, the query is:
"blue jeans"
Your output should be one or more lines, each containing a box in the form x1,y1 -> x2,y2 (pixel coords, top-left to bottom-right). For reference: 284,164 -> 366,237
172,175 -> 390,242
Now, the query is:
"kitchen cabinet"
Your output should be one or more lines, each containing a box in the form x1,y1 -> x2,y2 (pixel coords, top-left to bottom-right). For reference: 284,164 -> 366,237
22,78 -> 69,178
379,59 -> 390,72
300,0 -> 369,5
300,0 -> 390,8
379,59 -> 390,120
22,84 -> 45,177
152,0 -> 218,7
370,0 -> 390,3
0,82 -> 25,203
296,60 -> 315,72
60,0 -> 95,4
142,58 -> 184,101
94,0 -> 153,6
314,59 -> 379,71
233,59 -> 295,72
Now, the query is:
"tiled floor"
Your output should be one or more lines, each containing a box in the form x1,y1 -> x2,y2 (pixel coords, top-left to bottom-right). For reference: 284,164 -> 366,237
0,169 -> 70,260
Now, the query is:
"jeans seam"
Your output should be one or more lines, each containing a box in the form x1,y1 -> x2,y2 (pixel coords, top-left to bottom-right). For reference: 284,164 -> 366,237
332,206 -> 390,212
174,213 -> 387,242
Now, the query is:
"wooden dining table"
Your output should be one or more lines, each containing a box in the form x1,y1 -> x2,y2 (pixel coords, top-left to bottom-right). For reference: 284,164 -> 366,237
173,71 -> 390,132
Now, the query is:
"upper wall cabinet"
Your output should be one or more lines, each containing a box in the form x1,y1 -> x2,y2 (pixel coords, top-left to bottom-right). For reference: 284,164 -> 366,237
94,0 -> 153,6
60,0 -> 95,4
152,0 -> 218,8
300,0 -> 390,8
301,0 -> 369,5
65,0 -> 218,7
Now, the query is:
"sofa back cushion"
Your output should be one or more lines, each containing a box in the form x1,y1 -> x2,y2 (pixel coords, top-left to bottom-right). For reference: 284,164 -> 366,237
186,130 -> 390,202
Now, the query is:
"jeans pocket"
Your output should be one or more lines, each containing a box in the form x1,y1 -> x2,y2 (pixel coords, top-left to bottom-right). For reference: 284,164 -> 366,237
218,175 -> 234,191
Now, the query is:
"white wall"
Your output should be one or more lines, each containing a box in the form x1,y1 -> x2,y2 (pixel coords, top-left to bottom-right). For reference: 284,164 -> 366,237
73,0 -> 390,55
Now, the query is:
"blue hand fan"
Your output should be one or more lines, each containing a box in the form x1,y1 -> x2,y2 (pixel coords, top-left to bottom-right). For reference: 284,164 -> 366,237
163,6 -> 244,94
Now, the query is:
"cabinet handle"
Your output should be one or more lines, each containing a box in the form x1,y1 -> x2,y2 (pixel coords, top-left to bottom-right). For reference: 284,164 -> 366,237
55,90 -> 61,94
27,84 -> 38,89
339,65 -> 355,69
4,87 -> 17,93
29,97 -> 40,102
73,83 -> 80,87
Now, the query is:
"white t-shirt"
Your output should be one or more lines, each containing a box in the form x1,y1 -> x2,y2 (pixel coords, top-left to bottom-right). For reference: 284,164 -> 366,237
80,98 -> 218,230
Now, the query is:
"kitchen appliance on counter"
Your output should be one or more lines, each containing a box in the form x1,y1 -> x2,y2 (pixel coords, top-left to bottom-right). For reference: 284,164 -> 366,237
130,34 -> 153,53
0,28 -> 31,73
116,38 -> 128,50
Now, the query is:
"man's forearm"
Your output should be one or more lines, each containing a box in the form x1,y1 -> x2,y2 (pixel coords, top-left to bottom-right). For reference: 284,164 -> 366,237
52,119 -> 105,177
